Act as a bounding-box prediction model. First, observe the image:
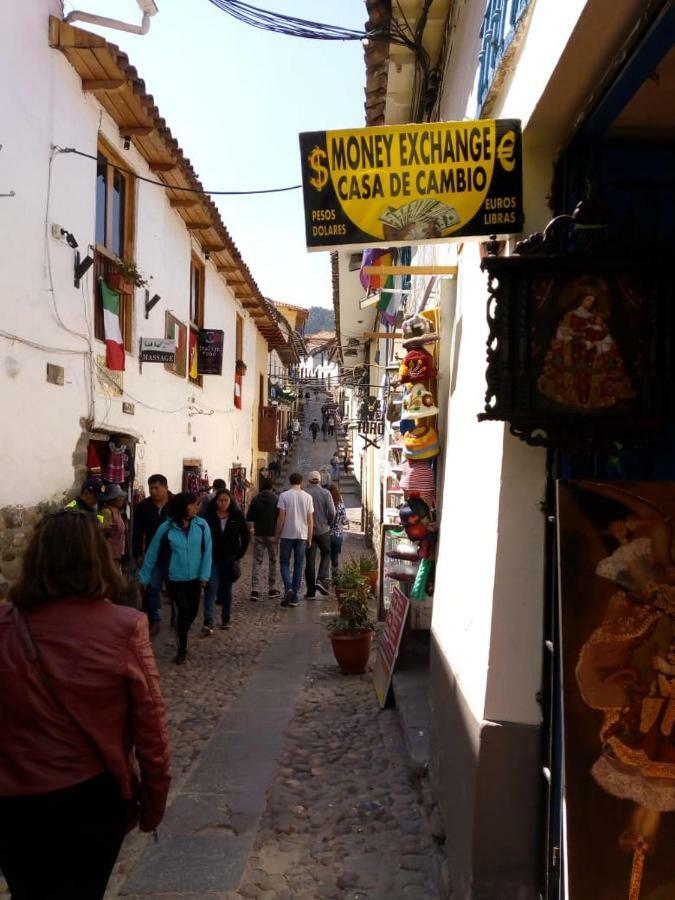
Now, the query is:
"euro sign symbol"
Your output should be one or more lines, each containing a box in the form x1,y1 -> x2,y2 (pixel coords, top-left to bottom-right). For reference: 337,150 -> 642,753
308,146 -> 329,191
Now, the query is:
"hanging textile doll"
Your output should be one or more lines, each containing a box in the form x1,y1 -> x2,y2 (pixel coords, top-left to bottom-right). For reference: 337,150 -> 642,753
104,441 -> 127,484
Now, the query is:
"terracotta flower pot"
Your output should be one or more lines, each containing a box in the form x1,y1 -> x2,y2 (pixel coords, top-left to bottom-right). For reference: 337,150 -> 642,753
329,629 -> 373,675
107,272 -> 134,294
365,569 -> 379,592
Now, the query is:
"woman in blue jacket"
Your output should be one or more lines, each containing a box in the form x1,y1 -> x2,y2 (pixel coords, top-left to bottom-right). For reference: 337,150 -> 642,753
140,492 -> 212,665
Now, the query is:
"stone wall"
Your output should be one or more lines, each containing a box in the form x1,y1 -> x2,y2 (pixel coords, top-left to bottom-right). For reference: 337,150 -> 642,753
0,501 -> 61,599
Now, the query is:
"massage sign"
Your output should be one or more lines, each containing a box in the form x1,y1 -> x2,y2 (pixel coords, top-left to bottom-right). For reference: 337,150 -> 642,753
299,119 -> 523,250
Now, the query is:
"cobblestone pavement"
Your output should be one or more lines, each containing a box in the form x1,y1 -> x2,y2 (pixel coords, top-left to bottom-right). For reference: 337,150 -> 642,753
107,553 -> 286,896
233,657 -> 442,900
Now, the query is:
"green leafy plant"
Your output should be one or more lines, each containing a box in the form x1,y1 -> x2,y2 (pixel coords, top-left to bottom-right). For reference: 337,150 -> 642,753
117,257 -> 152,289
356,553 -> 378,574
331,564 -> 363,591
327,582 -> 375,633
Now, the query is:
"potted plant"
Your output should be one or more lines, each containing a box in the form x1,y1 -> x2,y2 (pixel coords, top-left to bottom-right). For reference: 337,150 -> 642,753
327,582 -> 375,675
356,553 -> 379,592
332,562 -> 362,605
107,257 -> 151,294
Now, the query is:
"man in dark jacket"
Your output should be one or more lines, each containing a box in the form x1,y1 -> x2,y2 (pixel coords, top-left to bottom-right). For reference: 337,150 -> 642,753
132,474 -> 171,635
245,478 -> 279,602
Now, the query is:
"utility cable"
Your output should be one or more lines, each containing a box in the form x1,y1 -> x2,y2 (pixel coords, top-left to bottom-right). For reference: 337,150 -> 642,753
54,146 -> 301,195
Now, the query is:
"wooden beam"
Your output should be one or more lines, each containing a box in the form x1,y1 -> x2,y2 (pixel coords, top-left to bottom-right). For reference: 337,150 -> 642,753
202,244 -> 225,253
169,198 -> 198,209
149,162 -> 177,173
82,78 -> 126,92
216,266 -> 238,274
363,265 -> 458,276
185,223 -> 211,231
362,332 -> 403,340
119,125 -> 154,136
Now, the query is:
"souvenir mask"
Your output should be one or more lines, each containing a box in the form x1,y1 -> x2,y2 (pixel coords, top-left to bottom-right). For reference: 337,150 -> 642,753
401,384 -> 439,420
399,349 -> 437,384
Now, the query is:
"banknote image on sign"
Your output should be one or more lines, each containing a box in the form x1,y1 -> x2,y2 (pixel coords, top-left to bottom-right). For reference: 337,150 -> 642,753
299,119 -> 523,251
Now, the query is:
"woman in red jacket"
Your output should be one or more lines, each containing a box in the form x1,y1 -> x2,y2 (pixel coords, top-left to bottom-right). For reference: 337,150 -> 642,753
0,509 -> 171,900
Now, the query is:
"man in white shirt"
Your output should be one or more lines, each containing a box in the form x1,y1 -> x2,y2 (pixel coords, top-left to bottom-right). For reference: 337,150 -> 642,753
275,472 -> 314,607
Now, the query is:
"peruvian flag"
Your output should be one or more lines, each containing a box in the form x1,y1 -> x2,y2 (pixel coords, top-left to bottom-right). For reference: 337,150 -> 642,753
100,281 -> 126,371
234,370 -> 242,409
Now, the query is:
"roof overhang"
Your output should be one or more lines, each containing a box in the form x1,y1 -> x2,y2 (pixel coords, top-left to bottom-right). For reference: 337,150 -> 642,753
48,16 -> 288,351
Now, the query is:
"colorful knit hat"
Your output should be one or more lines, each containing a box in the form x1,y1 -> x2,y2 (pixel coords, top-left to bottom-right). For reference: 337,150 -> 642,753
403,423 -> 440,459
399,459 -> 436,493
399,348 -> 437,384
402,313 -> 439,349
401,384 -> 439,420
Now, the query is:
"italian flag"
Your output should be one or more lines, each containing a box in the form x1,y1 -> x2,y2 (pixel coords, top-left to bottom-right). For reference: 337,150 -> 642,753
100,281 -> 125,371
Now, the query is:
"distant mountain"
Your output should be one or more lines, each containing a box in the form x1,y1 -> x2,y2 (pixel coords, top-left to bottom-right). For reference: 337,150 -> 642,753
304,306 -> 335,335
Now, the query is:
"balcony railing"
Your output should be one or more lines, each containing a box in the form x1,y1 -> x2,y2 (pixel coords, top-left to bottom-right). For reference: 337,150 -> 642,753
477,0 -> 532,111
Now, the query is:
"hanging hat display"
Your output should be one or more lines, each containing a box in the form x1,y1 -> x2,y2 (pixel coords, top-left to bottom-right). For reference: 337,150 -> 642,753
399,348 -> 437,384
399,497 -> 433,542
402,313 -> 440,349
403,422 -> 440,459
399,459 -> 436,493
401,384 -> 439,420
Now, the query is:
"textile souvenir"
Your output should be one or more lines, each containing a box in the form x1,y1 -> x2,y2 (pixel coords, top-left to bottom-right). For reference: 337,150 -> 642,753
399,497 -> 432,542
399,460 -> 436,493
403,423 -> 440,459
399,349 -> 437,384
411,558 -> 434,601
105,441 -> 127,484
401,384 -> 439,420
402,313 -> 439,349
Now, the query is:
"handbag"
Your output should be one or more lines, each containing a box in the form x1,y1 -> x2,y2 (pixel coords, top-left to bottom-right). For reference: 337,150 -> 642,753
12,607 -> 142,833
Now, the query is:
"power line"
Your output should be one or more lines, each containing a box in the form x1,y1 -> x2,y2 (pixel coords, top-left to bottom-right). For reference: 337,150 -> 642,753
54,146 -> 301,196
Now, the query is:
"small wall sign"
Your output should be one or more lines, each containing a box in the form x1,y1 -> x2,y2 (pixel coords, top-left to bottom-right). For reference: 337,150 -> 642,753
139,337 -> 176,364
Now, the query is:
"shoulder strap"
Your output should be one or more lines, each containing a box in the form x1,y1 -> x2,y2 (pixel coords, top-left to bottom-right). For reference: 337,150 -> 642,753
12,607 -> 103,758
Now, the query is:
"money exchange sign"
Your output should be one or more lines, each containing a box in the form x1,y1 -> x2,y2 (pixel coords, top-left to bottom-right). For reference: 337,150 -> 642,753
299,119 -> 523,251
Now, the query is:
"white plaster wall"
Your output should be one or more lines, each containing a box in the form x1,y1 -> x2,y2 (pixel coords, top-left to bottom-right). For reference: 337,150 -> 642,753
0,0 -> 263,505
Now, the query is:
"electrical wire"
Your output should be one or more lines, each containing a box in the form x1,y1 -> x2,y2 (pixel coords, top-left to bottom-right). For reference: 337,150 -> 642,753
0,330 -> 90,356
54,146 -> 301,195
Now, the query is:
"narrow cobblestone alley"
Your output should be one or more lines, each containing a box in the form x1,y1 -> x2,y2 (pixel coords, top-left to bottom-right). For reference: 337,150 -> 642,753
104,398 -> 443,900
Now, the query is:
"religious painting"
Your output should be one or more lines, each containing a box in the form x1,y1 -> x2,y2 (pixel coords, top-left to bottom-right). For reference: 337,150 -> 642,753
533,273 -> 641,414
558,481 -> 675,900
479,253 -> 675,441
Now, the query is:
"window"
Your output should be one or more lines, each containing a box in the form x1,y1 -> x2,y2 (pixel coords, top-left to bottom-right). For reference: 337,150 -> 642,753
235,313 -> 244,363
164,312 -> 187,378
189,256 -> 204,386
94,140 -> 135,352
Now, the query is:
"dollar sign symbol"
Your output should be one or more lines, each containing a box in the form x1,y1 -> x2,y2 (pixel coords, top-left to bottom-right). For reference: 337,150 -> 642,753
307,146 -> 329,191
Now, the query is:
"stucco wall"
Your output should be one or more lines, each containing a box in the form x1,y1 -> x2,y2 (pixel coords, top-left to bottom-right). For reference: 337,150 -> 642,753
0,0 -> 264,506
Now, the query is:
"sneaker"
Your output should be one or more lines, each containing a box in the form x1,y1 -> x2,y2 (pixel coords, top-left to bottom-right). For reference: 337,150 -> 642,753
219,620 -> 231,630
315,581 -> 329,596
288,597 -> 300,607
174,651 -> 187,665
250,591 -> 260,602
305,594 -> 317,601
281,590 -> 293,607
268,589 -> 280,599
201,623 -> 214,636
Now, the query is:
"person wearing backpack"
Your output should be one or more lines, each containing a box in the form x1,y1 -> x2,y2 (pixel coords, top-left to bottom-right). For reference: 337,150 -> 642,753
204,489 -> 250,633
140,493 -> 212,665
245,478 -> 279,602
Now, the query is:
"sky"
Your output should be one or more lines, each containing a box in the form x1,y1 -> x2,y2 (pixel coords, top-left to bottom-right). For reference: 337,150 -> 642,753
64,0 -> 368,309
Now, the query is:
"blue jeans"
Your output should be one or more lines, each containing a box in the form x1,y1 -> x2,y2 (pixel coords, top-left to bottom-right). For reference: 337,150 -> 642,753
204,559 -> 235,625
330,534 -> 343,572
145,563 -> 166,625
279,538 -> 306,598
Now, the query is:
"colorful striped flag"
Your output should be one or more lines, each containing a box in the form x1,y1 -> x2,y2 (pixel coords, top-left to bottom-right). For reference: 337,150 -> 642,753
100,281 -> 125,371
